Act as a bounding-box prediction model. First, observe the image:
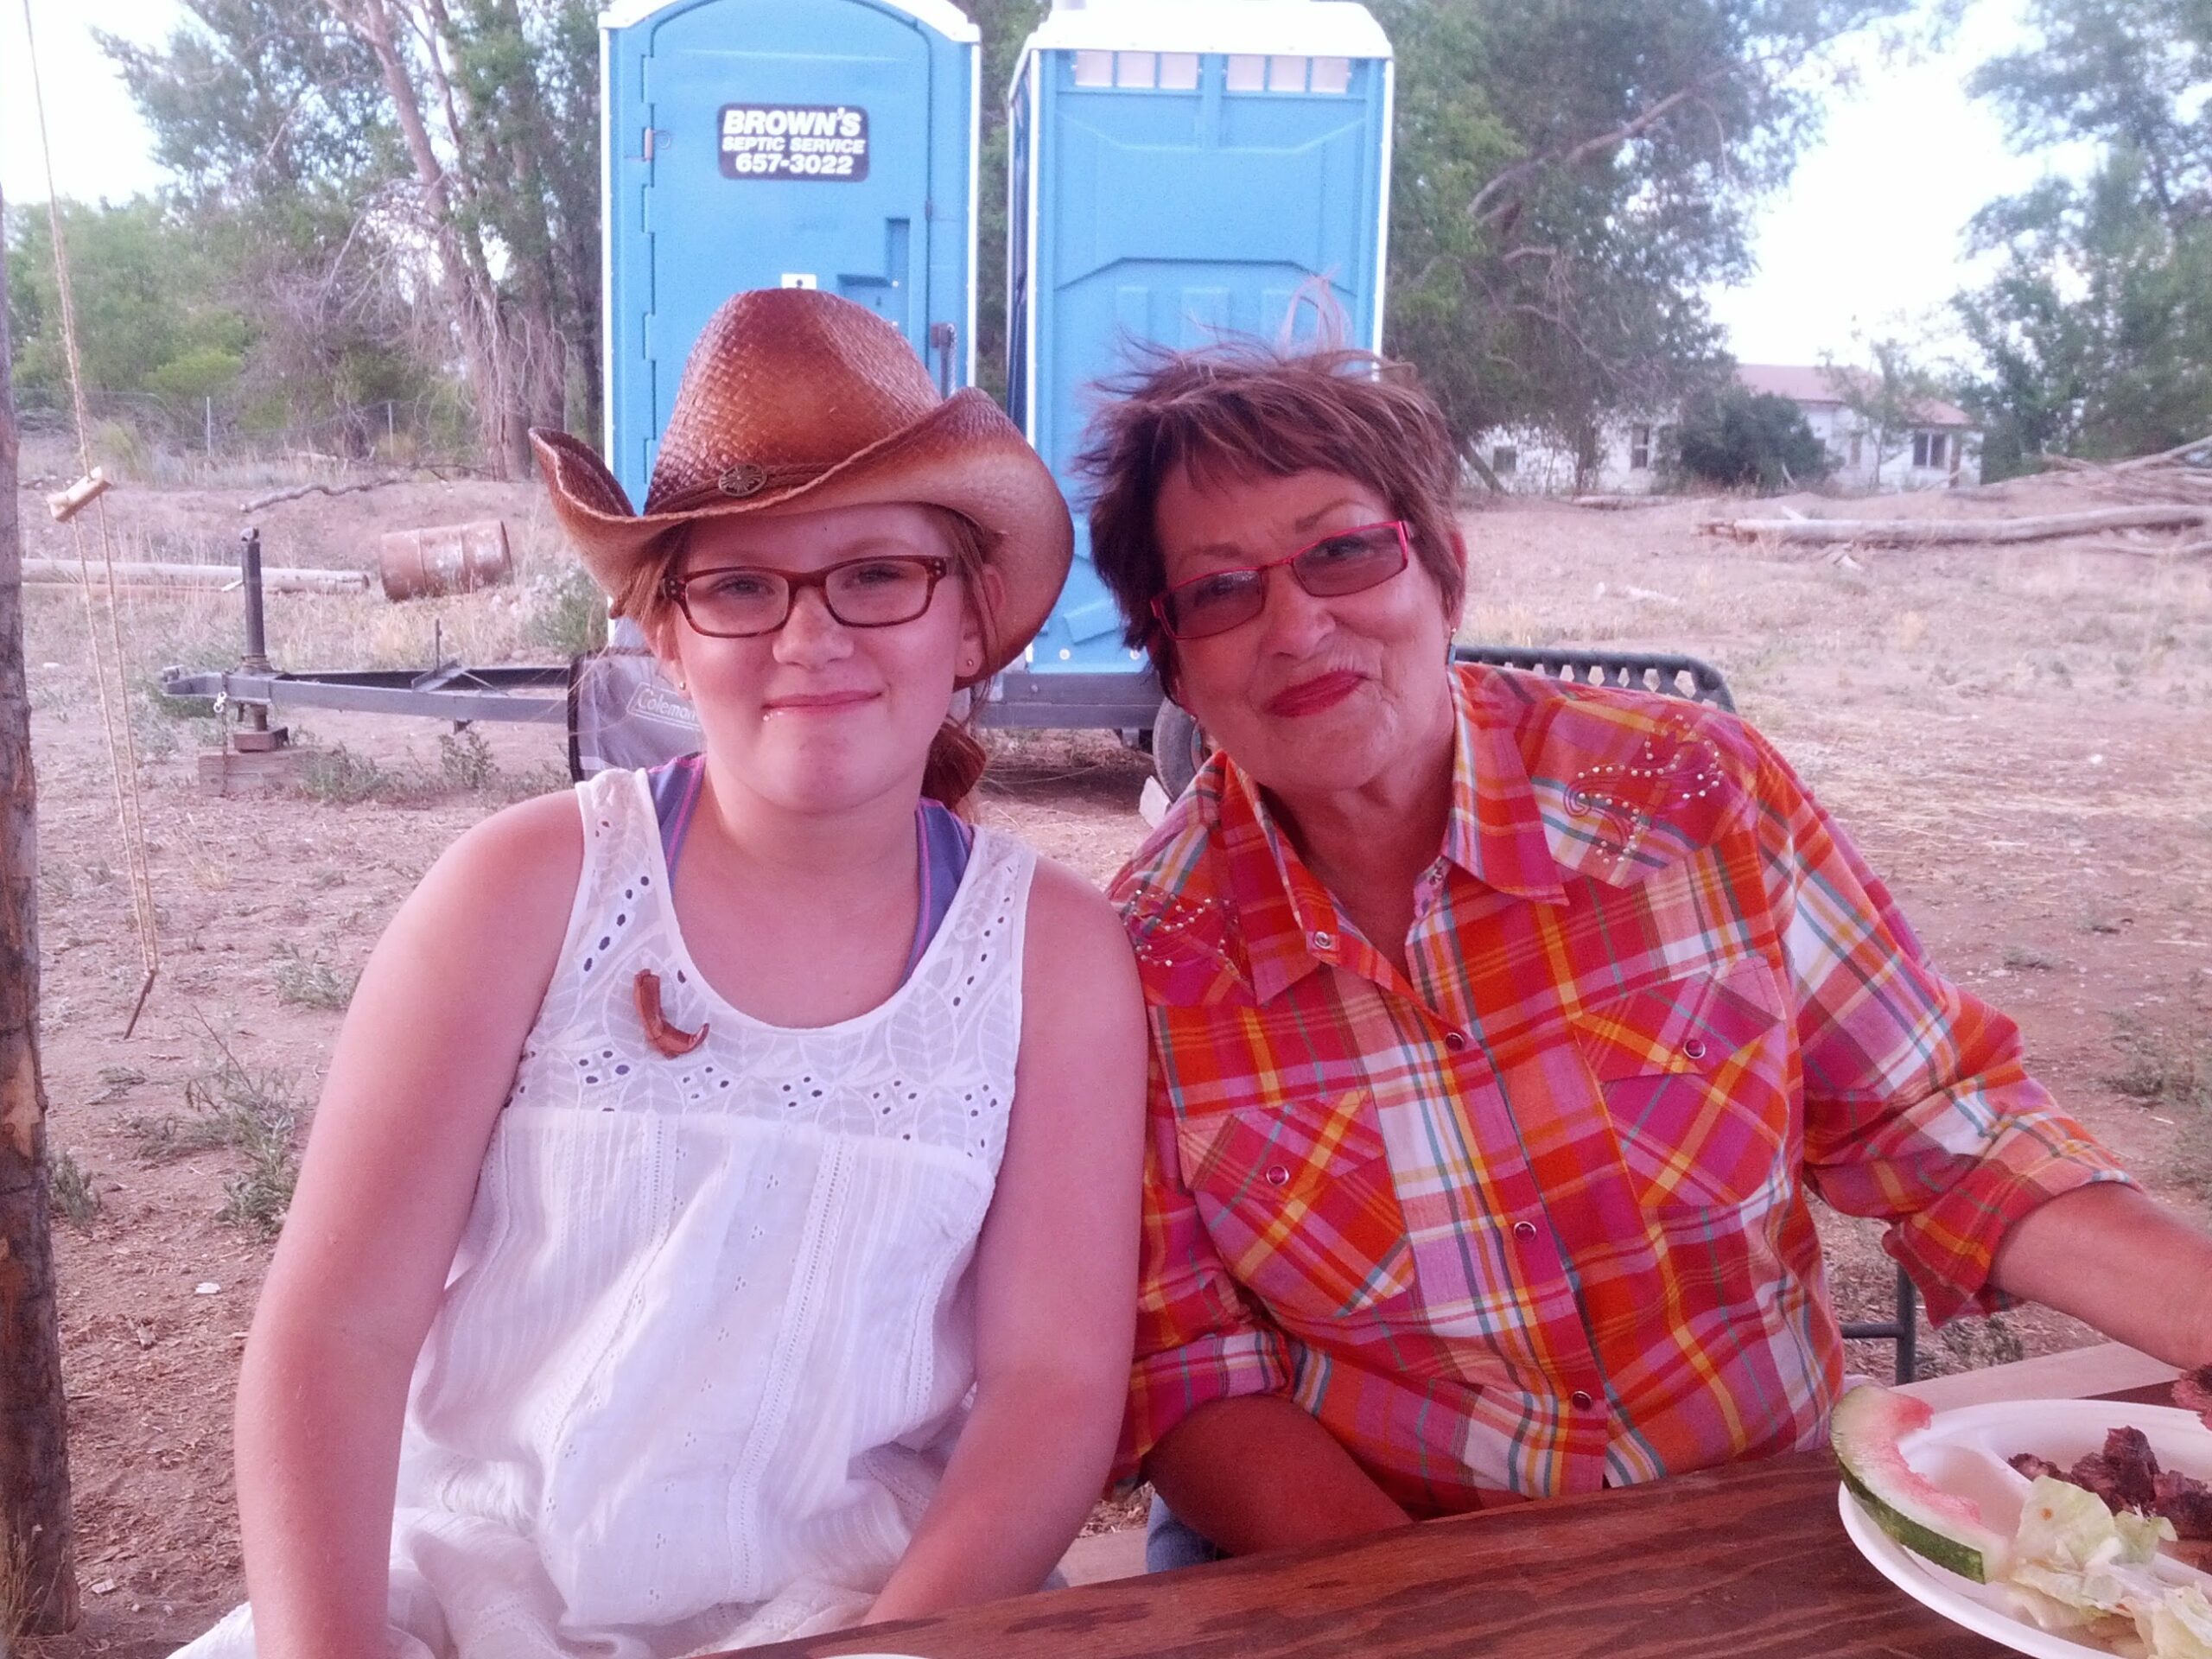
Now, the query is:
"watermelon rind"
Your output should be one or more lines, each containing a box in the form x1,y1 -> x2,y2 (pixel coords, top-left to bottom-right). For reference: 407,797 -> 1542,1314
1833,1385 -> 2009,1585
1839,1459 -> 1999,1584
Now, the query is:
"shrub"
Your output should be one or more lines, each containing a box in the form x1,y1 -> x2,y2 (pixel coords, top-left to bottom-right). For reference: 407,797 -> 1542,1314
1673,387 -> 1831,493
526,563 -> 611,660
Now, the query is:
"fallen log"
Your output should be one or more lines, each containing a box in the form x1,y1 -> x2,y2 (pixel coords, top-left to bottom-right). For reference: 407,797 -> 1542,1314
2071,539 -> 2212,558
240,474 -> 410,512
2122,432 -> 2212,469
23,558 -> 370,594
1707,504 -> 2209,547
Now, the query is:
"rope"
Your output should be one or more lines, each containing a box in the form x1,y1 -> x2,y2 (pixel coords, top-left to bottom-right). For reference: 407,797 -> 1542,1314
19,0 -> 162,1036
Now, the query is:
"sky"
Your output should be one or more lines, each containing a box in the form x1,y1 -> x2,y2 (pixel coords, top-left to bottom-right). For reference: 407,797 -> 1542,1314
3,0 -> 2083,373
1705,0 -> 2087,368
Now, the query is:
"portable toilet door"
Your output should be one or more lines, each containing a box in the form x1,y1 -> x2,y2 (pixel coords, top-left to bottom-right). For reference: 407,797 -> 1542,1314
602,0 -> 981,510
999,0 -> 1393,735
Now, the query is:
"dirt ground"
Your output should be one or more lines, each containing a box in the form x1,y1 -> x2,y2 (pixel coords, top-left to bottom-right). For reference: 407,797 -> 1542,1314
12,462 -> 2212,1654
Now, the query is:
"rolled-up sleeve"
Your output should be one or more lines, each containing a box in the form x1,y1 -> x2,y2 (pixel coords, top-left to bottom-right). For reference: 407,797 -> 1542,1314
1758,738 -> 2133,1326
1114,1055 -> 1291,1485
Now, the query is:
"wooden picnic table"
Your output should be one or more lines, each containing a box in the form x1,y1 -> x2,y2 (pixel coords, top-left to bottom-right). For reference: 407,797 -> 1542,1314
736,1381 -> 2180,1659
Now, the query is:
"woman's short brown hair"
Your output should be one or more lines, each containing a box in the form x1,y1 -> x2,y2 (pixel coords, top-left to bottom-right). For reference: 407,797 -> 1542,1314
1075,343 -> 1464,699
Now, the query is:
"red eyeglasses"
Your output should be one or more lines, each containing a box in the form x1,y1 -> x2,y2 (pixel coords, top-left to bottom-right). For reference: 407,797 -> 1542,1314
1151,521 -> 1412,641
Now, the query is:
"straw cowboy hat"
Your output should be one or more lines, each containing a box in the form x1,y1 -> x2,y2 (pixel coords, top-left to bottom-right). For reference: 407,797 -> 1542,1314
531,288 -> 1071,680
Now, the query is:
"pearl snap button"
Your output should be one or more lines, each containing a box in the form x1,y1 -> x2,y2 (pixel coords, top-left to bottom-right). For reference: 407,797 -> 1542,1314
1265,1166 -> 1291,1188
1513,1220 -> 1537,1241
1310,930 -> 1334,951
1445,1030 -> 1469,1052
1571,1389 -> 1595,1410
1683,1037 -> 1707,1061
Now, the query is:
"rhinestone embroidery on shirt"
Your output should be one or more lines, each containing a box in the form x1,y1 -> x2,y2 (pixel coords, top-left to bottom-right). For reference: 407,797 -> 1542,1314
1563,723 -> 1726,861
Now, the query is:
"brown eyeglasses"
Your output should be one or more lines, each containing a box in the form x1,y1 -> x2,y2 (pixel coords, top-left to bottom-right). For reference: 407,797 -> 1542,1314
1151,521 -> 1412,642
662,554 -> 950,639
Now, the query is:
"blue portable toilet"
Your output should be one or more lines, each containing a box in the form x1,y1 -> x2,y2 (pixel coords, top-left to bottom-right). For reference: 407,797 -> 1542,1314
601,0 -> 982,508
998,0 -> 1394,736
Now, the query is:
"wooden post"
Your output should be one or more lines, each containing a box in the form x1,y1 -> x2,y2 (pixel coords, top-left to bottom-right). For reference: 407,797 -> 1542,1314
0,178 -> 80,1637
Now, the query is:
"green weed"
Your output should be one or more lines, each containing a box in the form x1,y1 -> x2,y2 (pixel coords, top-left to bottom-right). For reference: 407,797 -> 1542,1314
438,728 -> 499,791
47,1149 -> 102,1231
123,1033 -> 302,1237
220,1136 -> 300,1236
89,1065 -> 146,1105
294,745 -> 429,807
269,944 -> 356,1012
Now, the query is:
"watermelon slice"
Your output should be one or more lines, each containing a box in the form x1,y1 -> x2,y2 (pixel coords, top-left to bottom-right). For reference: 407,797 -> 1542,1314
1833,1383 -> 2012,1583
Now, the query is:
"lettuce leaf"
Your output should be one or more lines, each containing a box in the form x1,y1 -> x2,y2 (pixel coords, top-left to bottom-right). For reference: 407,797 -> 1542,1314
2144,1586 -> 2212,1659
2005,1476 -> 2204,1658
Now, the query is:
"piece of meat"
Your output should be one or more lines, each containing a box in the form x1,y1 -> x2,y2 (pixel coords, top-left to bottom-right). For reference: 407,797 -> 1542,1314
2013,1420 -> 2212,1557
2176,1363 -> 2212,1427
2069,1427 -> 2163,1514
2154,1468 -> 2212,1541
2063,1452 -> 2124,1511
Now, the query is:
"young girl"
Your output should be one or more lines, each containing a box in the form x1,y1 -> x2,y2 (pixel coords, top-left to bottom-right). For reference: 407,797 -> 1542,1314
175,289 -> 1146,1658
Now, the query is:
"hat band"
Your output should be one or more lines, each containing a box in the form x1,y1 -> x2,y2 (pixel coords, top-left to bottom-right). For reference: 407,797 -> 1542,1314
645,460 -> 830,517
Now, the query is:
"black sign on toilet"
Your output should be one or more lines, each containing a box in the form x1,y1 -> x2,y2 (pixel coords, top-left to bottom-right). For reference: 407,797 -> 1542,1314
718,104 -> 871,181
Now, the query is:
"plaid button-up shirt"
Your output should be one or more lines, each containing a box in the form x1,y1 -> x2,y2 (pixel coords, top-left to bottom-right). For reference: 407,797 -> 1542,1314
1111,664 -> 2127,1512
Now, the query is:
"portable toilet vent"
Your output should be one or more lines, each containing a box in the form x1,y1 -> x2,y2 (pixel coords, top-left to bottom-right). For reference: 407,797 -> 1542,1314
601,0 -> 982,509
999,0 -> 1394,735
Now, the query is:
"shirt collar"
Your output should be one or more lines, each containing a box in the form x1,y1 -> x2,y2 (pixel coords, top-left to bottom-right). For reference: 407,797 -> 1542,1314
1213,666 -> 1568,1004
1445,668 -> 1572,905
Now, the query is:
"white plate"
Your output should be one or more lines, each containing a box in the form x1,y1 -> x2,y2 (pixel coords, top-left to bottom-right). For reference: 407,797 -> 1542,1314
1837,1397 -> 2212,1658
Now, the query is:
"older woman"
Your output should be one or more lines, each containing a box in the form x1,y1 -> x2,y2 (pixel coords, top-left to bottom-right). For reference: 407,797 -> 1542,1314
1077,342 -> 2212,1567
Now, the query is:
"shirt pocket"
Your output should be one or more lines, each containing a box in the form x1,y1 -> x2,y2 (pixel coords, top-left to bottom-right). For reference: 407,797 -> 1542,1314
1568,958 -> 1790,1212
1175,1088 -> 1415,1325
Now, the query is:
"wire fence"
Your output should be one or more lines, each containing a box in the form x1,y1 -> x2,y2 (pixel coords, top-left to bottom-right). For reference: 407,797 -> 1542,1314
12,385 -> 483,480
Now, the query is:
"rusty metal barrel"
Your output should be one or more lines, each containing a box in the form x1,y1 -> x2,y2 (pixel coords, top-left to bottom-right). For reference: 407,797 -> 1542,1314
378,519 -> 514,601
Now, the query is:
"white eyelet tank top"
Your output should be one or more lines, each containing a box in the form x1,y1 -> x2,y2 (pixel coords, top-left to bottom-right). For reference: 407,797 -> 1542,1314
174,768 -> 1035,1659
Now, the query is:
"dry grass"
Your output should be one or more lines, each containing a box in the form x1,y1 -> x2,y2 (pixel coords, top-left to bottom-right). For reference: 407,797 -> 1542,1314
1457,488 -> 2212,715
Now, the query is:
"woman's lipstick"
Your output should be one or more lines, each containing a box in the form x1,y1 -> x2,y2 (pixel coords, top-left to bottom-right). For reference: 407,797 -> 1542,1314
1265,670 -> 1363,717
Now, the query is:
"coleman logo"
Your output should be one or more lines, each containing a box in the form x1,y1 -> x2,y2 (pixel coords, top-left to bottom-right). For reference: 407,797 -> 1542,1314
628,681 -> 702,729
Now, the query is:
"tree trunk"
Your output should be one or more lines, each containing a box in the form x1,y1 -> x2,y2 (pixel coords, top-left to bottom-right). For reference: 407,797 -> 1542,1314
420,0 -> 578,444
336,0 -> 525,477
0,180 -> 79,1639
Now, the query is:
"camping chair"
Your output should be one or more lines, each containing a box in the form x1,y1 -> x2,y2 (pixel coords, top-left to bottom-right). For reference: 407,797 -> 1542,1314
1453,641 -> 1919,1386
567,646 -> 702,779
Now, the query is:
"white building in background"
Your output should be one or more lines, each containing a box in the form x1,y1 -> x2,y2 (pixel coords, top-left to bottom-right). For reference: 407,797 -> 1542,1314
1476,364 -> 1983,496
1734,364 -> 1980,492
